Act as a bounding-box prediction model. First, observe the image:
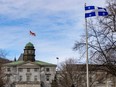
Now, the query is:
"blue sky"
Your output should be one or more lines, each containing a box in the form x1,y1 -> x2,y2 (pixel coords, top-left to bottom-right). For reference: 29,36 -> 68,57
0,0 -> 106,64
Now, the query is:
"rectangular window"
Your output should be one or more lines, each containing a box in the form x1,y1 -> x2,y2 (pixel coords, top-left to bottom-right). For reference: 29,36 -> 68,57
34,75 -> 38,81
28,50 -> 31,54
27,68 -> 30,72
13,67 -> 17,72
26,75 -> 30,81
34,68 -> 38,72
46,75 -> 50,81
18,68 -> 23,72
24,50 -> 27,54
7,75 -> 10,82
19,76 -> 22,81
46,68 -> 50,72
7,68 -> 11,72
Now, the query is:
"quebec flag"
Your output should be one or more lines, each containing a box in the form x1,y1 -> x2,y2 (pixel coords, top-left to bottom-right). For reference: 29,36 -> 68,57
85,6 -> 108,18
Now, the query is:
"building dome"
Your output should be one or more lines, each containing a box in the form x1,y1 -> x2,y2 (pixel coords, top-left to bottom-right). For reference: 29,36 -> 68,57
26,42 -> 34,47
23,42 -> 35,62
25,42 -> 34,49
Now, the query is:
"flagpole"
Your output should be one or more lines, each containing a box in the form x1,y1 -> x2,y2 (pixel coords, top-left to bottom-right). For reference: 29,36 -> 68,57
85,3 -> 89,87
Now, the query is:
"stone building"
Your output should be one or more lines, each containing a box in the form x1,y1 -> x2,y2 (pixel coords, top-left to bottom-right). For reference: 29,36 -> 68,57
4,42 -> 56,87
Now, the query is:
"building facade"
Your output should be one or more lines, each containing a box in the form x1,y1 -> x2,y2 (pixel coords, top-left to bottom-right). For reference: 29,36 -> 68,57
56,64 -> 116,87
4,42 -> 56,87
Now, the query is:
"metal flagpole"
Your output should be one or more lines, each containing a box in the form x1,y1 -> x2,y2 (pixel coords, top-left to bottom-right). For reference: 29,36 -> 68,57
85,3 -> 89,87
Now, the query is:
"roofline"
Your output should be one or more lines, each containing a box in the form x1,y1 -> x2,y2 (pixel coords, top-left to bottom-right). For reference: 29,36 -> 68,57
4,61 -> 57,67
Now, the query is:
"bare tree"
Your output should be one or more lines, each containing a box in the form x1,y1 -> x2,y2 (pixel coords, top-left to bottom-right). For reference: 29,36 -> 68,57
73,0 -> 116,76
57,58 -> 86,87
51,74 -> 58,87
0,49 -> 9,87
57,58 -> 109,87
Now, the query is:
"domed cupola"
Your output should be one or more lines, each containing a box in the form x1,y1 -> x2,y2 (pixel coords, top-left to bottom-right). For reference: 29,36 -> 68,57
23,42 -> 35,62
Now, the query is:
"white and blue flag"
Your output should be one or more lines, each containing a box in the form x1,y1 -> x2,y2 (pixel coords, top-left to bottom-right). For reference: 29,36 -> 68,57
85,6 -> 108,18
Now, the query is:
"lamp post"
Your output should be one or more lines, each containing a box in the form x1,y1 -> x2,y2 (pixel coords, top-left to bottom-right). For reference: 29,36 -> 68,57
56,57 -> 59,71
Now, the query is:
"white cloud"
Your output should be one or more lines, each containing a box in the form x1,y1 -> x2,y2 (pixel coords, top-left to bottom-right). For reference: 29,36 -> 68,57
0,0 -> 106,64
